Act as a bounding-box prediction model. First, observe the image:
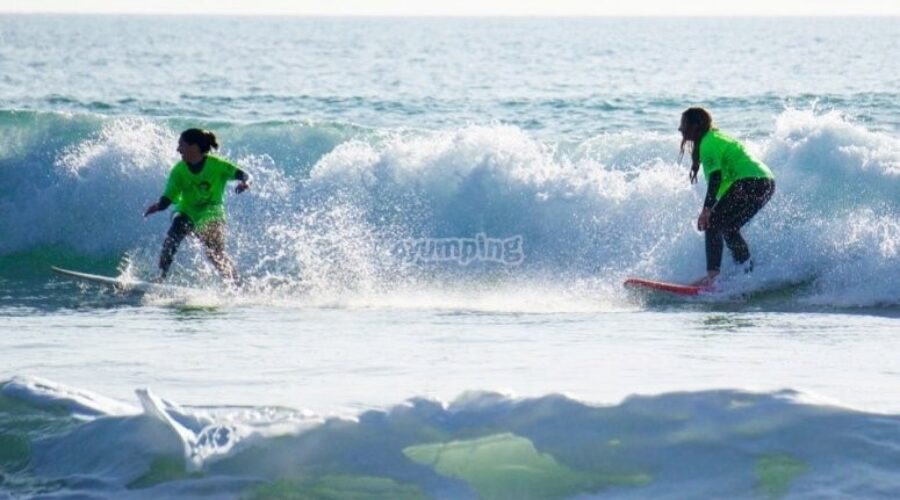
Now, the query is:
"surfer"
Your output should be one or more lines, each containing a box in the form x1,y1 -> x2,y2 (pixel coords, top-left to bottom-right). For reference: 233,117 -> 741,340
144,128 -> 251,283
679,107 -> 775,287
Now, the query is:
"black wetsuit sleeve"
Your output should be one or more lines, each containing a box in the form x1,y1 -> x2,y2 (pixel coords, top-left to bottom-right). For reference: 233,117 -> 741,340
157,196 -> 172,211
234,168 -> 250,182
704,171 -> 721,209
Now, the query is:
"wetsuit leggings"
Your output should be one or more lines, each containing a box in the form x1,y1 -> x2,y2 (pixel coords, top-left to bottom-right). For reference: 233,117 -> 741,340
159,214 -> 227,277
706,178 -> 775,272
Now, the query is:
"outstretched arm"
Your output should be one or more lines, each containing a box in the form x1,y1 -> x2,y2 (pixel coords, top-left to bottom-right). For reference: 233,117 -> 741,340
234,168 -> 251,194
144,196 -> 172,217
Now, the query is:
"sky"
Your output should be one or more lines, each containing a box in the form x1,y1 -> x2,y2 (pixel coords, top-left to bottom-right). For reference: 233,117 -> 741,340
1,0 -> 899,16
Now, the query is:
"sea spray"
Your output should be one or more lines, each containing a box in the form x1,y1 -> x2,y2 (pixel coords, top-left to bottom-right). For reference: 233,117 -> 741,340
2,109 -> 897,307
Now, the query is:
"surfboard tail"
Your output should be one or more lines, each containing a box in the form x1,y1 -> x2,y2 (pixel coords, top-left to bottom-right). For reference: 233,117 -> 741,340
624,278 -> 709,296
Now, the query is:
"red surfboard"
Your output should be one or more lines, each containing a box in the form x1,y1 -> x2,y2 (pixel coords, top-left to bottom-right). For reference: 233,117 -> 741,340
623,277 -> 711,297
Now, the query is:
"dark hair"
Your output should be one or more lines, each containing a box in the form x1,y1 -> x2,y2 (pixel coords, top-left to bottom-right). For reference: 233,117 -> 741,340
179,128 -> 219,153
679,107 -> 713,176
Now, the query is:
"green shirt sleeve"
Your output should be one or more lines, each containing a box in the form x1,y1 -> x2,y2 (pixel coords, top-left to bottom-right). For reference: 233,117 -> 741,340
212,155 -> 238,180
699,133 -> 723,179
162,163 -> 183,202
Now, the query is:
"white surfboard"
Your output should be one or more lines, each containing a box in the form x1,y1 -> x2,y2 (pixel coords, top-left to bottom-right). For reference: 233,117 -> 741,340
51,266 -> 192,295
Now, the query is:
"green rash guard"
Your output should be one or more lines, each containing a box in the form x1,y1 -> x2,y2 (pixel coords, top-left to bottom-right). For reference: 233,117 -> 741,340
699,129 -> 774,200
162,154 -> 239,228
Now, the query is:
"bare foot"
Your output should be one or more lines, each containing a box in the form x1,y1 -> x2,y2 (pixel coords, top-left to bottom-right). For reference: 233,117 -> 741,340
691,272 -> 719,288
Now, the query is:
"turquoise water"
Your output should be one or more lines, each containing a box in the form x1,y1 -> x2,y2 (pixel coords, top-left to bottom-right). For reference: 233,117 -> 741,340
1,15 -> 899,499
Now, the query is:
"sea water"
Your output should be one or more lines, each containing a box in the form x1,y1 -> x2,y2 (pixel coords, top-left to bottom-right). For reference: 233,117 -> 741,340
1,15 -> 899,499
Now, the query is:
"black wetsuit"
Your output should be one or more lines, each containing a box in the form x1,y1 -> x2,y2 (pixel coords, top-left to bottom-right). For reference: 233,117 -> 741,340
704,172 -> 775,272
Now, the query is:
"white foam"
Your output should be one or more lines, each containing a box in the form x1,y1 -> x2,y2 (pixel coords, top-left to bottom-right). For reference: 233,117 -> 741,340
2,375 -> 137,417
8,379 -> 900,499
3,110 -> 898,307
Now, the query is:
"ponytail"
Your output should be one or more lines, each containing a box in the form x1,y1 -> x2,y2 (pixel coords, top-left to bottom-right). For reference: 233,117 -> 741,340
179,128 -> 219,153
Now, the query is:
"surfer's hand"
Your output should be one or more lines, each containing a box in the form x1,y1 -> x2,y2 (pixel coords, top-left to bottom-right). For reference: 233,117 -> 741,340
235,181 -> 250,194
689,167 -> 698,184
697,208 -> 711,231
144,203 -> 160,217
